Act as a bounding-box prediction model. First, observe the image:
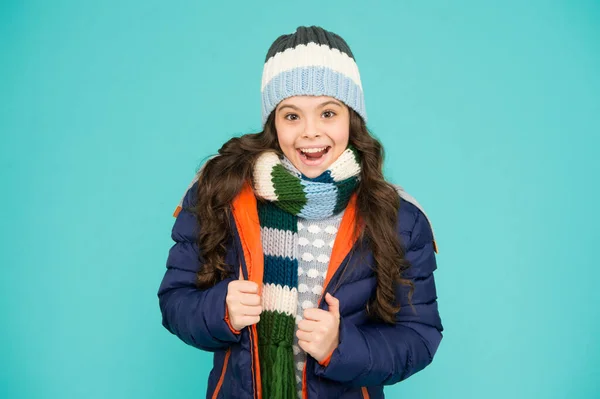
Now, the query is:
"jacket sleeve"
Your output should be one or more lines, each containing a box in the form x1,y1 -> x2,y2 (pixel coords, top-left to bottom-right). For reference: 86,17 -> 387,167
314,207 -> 443,386
157,180 -> 241,351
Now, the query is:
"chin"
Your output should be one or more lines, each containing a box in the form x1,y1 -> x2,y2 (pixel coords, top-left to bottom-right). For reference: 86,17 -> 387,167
298,162 -> 332,178
301,169 -> 324,178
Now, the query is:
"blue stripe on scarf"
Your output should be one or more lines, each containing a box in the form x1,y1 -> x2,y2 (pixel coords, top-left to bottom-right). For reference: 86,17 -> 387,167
299,180 -> 337,219
263,255 -> 299,287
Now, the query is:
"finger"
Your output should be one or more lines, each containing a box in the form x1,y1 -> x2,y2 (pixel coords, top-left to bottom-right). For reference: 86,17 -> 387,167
325,293 -> 340,318
303,308 -> 328,321
297,319 -> 318,332
298,339 -> 311,353
240,315 -> 260,326
241,304 -> 263,316
236,281 -> 259,294
240,293 -> 262,306
296,330 -> 312,342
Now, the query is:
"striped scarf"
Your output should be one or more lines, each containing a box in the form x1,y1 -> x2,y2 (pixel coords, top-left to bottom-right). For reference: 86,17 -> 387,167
252,147 -> 361,399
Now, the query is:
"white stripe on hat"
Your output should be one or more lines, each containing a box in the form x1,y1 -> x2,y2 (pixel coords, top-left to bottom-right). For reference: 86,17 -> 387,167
261,42 -> 363,92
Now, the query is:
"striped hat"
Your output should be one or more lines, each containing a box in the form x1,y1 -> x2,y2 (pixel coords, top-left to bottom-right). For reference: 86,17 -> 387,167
261,25 -> 367,126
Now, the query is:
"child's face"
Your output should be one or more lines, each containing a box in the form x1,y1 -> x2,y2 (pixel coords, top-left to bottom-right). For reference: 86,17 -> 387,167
274,96 -> 350,178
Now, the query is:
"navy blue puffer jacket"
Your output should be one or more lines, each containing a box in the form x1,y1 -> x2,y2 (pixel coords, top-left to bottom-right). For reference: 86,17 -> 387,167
157,181 -> 443,398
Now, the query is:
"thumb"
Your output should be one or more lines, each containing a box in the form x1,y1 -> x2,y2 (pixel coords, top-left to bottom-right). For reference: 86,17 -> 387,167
325,293 -> 340,318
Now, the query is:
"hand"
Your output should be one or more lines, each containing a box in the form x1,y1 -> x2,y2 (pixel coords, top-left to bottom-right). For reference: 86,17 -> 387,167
226,280 -> 262,331
296,293 -> 340,363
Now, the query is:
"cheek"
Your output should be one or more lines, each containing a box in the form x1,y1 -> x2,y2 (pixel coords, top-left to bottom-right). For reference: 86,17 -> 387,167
277,132 -> 291,147
331,125 -> 350,148
275,124 -> 296,154
330,113 -> 350,145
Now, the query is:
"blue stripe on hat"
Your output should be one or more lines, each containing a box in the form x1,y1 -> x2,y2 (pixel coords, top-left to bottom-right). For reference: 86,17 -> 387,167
261,65 -> 367,125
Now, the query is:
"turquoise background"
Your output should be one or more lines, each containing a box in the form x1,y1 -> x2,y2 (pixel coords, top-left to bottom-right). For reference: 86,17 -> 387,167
1,0 -> 599,398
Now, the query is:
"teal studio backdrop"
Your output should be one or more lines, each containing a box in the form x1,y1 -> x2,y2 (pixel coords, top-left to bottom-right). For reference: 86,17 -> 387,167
1,1 -> 599,398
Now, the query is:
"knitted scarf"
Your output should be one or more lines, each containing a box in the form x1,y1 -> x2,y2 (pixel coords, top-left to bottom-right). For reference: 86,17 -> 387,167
252,147 -> 361,399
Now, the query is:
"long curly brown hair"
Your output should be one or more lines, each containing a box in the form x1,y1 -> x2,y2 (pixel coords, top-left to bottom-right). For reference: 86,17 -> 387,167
189,109 -> 413,324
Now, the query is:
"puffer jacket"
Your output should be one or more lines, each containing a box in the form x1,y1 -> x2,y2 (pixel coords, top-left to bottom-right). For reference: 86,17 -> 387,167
157,180 -> 443,399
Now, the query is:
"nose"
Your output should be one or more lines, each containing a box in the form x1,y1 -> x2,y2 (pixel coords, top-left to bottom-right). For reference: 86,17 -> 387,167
302,131 -> 321,139
302,117 -> 321,139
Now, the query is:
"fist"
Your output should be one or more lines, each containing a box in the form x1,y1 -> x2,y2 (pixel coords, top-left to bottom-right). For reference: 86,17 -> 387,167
296,293 -> 340,363
226,280 -> 262,331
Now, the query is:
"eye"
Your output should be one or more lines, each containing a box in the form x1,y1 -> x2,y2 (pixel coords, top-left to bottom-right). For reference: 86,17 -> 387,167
284,113 -> 299,121
322,110 -> 336,118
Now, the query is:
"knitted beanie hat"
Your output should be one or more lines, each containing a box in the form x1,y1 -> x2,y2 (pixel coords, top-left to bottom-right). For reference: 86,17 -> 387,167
261,25 -> 367,126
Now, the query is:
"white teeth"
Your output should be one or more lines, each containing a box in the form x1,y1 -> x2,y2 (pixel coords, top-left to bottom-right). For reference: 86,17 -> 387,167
299,147 -> 327,153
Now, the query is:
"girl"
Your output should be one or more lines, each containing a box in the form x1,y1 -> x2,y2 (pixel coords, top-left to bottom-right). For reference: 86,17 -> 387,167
158,25 -> 443,399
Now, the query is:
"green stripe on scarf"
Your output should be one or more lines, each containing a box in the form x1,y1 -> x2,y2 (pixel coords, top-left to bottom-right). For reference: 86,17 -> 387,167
271,164 -> 307,215
257,311 -> 296,399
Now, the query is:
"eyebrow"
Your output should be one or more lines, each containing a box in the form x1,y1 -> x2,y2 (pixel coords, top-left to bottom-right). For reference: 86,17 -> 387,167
277,100 -> 344,112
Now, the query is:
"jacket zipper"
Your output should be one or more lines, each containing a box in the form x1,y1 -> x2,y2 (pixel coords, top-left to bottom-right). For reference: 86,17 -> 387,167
250,325 -> 261,399
212,348 -> 231,399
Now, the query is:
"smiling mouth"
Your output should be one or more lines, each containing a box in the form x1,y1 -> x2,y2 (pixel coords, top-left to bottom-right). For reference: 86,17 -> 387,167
298,146 -> 331,160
